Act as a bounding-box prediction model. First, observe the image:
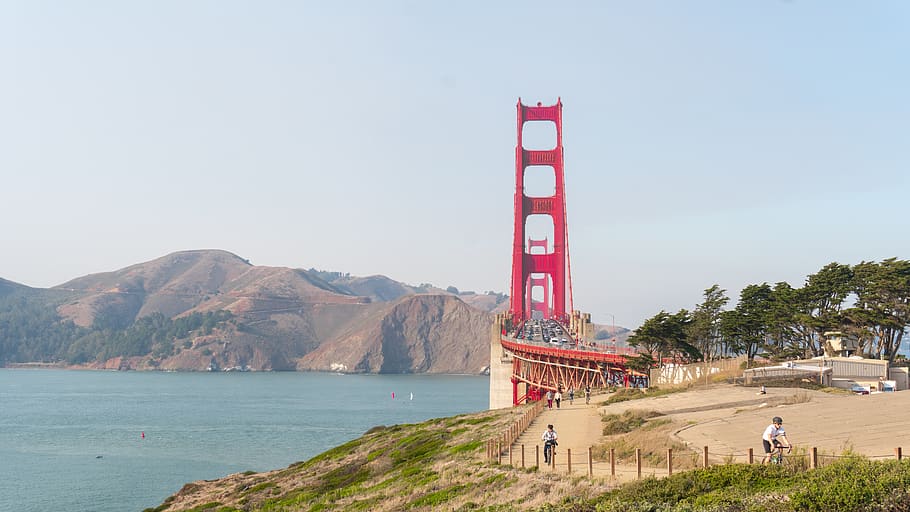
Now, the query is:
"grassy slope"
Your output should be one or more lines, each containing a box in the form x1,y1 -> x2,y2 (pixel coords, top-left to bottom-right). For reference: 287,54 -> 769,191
145,395 -> 910,512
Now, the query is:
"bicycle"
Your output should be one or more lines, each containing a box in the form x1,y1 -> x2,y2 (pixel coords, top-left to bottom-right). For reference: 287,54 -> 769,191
768,438 -> 791,465
543,440 -> 557,465
769,446 -> 788,465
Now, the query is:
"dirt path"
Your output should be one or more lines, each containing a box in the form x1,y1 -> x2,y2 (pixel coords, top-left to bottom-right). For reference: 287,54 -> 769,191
510,385 -> 910,480
511,395 -> 666,480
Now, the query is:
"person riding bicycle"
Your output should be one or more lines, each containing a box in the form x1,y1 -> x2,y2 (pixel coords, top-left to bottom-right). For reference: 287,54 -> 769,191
541,424 -> 558,464
761,416 -> 791,464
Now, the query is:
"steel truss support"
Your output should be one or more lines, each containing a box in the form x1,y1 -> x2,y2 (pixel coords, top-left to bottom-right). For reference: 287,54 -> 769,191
501,338 -> 643,405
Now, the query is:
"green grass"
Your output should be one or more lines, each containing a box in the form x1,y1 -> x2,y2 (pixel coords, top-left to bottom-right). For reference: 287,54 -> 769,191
449,439 -> 484,455
446,414 -> 496,427
318,462 -> 371,492
390,430 -> 447,465
238,481 -> 277,497
259,489 -> 321,511
300,436 -> 368,468
409,484 -> 469,508
532,457 -> 910,512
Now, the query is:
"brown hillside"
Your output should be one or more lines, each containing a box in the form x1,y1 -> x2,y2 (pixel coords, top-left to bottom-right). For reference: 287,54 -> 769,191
42,249 -> 494,374
55,250 -> 254,326
296,294 -> 492,374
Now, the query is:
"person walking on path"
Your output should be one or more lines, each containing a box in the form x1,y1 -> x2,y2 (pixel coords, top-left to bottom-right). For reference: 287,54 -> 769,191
568,388 -> 574,405
546,390 -> 554,409
554,390 -> 562,409
584,385 -> 591,405
541,424 -> 558,464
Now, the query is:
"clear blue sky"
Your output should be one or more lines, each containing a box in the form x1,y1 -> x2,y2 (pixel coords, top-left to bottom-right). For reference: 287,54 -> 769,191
1,2 -> 907,329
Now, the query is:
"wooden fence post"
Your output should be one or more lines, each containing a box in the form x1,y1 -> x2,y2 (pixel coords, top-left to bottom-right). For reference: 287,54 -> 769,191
636,448 -> 642,479
811,447 -> 817,469
896,447 -> 903,461
748,448 -> 753,464
497,441 -> 502,464
667,448 -> 673,476
568,448 -> 572,474
610,448 -> 616,477
536,445 -> 539,468
588,447 -> 593,477
703,446 -> 709,468
521,444 -> 525,468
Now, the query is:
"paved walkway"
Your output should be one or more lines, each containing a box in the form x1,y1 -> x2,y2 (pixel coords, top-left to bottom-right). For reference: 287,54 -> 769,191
508,385 -> 910,481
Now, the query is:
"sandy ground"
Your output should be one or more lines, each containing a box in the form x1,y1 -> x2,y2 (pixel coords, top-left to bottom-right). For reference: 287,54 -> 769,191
509,385 -> 910,481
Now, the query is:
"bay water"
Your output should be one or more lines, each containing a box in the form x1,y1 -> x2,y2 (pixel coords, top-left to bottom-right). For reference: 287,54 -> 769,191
0,369 -> 489,512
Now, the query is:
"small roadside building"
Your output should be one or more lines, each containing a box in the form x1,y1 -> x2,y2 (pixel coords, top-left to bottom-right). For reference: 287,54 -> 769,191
743,332 -> 907,391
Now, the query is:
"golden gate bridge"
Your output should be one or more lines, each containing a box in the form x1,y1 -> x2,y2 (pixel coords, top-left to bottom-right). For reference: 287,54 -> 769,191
489,99 -> 646,408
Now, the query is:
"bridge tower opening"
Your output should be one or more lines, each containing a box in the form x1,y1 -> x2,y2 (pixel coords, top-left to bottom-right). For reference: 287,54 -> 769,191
509,99 -> 571,324
527,237 -> 550,319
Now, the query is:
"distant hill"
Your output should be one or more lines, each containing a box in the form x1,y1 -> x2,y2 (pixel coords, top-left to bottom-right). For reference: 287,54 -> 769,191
0,277 -> 30,295
0,250 -> 508,374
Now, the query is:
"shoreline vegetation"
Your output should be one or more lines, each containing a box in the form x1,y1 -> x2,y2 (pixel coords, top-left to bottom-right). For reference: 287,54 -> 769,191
146,384 -> 910,512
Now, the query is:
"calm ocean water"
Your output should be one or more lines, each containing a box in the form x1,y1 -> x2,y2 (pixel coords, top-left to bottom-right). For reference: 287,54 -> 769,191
0,369 -> 489,512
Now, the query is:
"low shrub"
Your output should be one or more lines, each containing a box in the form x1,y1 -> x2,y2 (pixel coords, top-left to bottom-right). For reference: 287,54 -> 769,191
601,409 -> 663,435
572,458 -> 910,512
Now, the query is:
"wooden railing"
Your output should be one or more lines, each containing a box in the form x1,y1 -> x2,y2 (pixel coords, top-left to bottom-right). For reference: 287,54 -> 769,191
485,400 -> 545,462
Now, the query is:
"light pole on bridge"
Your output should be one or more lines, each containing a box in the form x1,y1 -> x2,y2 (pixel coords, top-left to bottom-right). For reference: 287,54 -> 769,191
611,314 -> 617,354
600,313 -> 617,354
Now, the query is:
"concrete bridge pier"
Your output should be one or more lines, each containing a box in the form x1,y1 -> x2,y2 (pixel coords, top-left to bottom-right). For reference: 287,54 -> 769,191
489,313 -> 514,409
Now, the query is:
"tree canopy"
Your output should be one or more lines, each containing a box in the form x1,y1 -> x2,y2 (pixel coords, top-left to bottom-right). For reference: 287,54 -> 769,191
628,258 -> 910,366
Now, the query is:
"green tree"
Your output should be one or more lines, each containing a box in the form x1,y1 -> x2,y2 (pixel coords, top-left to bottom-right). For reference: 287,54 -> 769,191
849,258 -> 910,361
763,282 -> 806,359
687,285 -> 729,360
625,353 -> 656,374
720,284 -> 773,364
628,310 -> 698,365
795,263 -> 853,356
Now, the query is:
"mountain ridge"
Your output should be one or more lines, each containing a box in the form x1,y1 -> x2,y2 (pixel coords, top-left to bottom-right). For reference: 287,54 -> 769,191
0,249 -> 508,374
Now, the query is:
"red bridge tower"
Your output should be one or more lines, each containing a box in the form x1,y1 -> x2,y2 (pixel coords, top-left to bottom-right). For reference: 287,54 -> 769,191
509,99 -> 571,324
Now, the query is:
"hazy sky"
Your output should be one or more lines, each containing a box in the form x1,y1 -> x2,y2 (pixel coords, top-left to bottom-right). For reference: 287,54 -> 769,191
2,1 -> 907,329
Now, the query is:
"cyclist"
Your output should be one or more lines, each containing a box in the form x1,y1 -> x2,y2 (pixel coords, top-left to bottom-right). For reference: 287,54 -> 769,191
541,424 -> 558,464
761,416 -> 791,464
